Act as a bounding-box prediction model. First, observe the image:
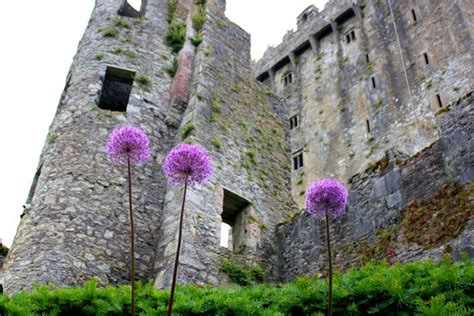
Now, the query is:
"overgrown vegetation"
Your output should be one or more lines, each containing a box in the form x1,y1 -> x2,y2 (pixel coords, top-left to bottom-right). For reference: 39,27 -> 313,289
46,133 -> 59,144
102,26 -> 119,38
165,57 -> 179,78
0,243 -> 8,257
113,16 -> 131,29
136,75 -> 152,91
0,258 -> 472,315
191,3 -> 206,33
167,0 -> 178,23
181,123 -> 195,140
219,259 -> 265,286
166,19 -> 186,54
402,182 -> 473,248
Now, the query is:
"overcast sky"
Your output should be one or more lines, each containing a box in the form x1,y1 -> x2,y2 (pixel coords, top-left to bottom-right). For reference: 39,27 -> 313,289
0,0 -> 328,247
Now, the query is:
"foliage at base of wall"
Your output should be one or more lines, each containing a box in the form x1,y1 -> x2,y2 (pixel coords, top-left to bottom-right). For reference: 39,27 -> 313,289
219,259 -> 264,286
1,258 -> 472,315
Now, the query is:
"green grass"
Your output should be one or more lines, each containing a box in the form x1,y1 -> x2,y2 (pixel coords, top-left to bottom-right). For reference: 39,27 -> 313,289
166,19 -> 186,54
0,258 -> 472,315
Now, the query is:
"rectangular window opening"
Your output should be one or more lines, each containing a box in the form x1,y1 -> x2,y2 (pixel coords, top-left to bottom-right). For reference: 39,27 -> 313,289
351,30 -> 356,41
346,34 -> 351,44
99,66 -> 136,112
436,94 -> 443,108
366,119 -> 371,133
411,9 -> 417,22
292,151 -> 304,170
290,115 -> 299,130
282,71 -> 293,87
371,76 -> 376,88
423,53 -> 429,65
366,53 -> 370,63
220,190 -> 250,253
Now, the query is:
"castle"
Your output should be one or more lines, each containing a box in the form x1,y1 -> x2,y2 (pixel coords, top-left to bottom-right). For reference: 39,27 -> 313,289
0,0 -> 472,294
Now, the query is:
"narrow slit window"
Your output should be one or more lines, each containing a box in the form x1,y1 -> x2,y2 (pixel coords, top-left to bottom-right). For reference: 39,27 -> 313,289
371,76 -> 376,88
292,151 -> 304,170
366,53 -> 370,63
436,94 -> 443,108
220,190 -> 250,253
423,53 -> 429,65
346,34 -> 351,44
351,30 -> 356,41
282,71 -> 293,87
99,66 -> 136,112
290,115 -> 299,130
411,9 -> 417,22
366,120 -> 371,133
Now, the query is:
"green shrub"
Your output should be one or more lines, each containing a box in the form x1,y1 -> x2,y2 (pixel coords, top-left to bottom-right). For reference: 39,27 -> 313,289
219,259 -> 264,286
192,5 -> 206,33
0,259 -> 472,315
211,138 -> 221,149
113,16 -> 131,29
165,57 -> 179,78
46,133 -> 59,144
181,123 -> 195,140
94,53 -> 104,61
166,19 -> 186,54
136,75 -> 151,91
190,32 -> 202,47
102,26 -> 119,38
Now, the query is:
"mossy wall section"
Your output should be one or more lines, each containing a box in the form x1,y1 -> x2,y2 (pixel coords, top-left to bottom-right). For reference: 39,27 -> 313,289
277,92 -> 473,281
153,0 -> 297,288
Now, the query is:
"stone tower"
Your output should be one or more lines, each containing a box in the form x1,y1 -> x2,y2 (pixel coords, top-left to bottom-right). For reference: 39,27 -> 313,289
0,0 -> 296,293
1,0 -> 473,294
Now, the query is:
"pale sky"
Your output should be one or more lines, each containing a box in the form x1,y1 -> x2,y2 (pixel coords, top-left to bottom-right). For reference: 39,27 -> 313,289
0,0 -> 328,247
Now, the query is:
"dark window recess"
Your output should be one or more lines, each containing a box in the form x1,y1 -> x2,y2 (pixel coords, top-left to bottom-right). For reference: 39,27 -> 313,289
99,66 -> 136,112
119,0 -> 145,17
302,13 -> 308,22
282,71 -> 293,87
290,115 -> 299,129
411,9 -> 417,22
292,151 -> 304,170
371,76 -> 376,88
436,94 -> 443,108
346,30 -> 356,44
366,120 -> 371,133
220,190 -> 250,253
366,53 -> 370,63
423,53 -> 429,65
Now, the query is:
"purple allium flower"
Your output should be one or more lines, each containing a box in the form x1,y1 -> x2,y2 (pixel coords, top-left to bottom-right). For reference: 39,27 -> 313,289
306,179 -> 348,219
106,126 -> 151,166
164,143 -> 213,187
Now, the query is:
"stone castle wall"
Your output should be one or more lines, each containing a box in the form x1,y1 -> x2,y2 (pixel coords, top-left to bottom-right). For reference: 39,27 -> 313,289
277,92 -> 473,281
153,0 -> 297,287
0,0 -> 182,293
255,0 -> 473,207
0,0 -> 472,293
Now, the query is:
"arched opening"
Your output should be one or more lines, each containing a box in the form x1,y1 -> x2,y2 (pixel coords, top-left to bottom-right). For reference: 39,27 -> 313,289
119,0 -> 146,18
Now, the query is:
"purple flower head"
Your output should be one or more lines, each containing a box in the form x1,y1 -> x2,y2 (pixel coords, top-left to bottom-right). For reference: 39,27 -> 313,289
164,143 -> 213,187
306,179 -> 348,219
106,126 -> 151,166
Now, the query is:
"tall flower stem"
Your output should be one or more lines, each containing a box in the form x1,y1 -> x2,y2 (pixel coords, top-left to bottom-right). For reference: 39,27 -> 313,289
128,158 -> 136,316
167,175 -> 188,316
325,212 -> 333,316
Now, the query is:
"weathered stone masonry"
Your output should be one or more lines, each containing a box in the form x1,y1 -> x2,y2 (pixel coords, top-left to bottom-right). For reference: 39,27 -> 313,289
0,0 -> 473,293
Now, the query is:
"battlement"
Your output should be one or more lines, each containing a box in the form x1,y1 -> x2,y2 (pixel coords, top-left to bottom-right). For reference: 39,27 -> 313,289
255,0 -> 356,80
